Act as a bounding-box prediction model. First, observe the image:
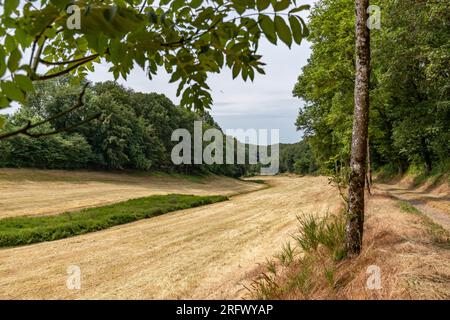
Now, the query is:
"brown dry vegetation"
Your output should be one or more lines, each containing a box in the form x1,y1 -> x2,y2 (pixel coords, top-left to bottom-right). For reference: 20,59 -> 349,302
377,176 -> 450,230
0,175 -> 340,299
0,168 -> 262,218
0,170 -> 448,300
245,179 -> 450,300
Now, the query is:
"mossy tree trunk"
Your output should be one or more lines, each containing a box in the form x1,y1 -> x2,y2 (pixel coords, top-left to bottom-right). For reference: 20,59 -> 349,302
346,0 -> 371,257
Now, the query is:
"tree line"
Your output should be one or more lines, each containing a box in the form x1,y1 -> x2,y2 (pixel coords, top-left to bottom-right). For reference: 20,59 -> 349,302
0,79 -> 260,177
278,140 -> 318,175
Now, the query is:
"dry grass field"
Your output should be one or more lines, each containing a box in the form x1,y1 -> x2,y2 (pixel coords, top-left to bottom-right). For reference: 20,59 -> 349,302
0,169 -> 448,299
246,177 -> 450,300
0,174 -> 340,299
0,168 -> 262,218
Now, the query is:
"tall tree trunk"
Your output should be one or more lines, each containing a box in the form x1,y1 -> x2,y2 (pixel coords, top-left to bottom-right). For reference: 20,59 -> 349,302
346,0 -> 371,257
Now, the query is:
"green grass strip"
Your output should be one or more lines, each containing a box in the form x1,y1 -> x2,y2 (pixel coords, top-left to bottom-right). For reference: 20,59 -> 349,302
0,194 -> 228,247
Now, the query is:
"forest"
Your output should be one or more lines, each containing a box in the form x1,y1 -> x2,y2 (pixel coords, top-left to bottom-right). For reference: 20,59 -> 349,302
293,0 -> 449,177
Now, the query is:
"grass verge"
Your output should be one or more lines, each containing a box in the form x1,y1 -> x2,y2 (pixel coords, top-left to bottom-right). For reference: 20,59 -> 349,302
0,194 -> 227,247
247,212 -> 347,299
375,161 -> 449,186
249,196 -> 450,300
397,200 -> 450,248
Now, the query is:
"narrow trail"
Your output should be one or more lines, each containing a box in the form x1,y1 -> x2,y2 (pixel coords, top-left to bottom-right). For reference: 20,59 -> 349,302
376,183 -> 450,232
0,176 -> 341,299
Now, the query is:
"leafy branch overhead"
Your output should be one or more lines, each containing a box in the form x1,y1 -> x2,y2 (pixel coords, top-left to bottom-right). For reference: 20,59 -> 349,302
0,0 -> 310,116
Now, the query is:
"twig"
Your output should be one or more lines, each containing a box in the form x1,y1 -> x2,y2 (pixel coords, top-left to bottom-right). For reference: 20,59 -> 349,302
366,173 -> 372,196
39,54 -> 100,66
31,40 -> 45,74
35,55 -> 99,81
29,17 -> 57,75
0,84 -> 96,140
22,113 -> 101,138
139,0 -> 147,13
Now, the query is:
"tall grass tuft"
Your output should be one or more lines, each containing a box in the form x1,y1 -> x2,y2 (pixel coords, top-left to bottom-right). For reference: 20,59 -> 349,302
293,213 -> 346,261
248,210 -> 347,299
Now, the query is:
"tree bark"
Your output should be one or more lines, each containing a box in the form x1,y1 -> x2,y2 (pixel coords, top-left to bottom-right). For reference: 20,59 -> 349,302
346,0 -> 371,257
421,137 -> 432,175
367,137 -> 372,187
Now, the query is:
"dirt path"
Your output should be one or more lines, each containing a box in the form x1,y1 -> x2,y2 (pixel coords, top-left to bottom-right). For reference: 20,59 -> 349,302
0,176 -> 340,299
0,168 -> 262,218
376,182 -> 450,231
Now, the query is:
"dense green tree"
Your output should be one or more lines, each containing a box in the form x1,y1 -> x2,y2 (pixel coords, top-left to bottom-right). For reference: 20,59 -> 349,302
279,140 -> 317,174
293,0 -> 355,172
372,0 -> 450,174
293,0 -> 449,177
294,0 -> 449,254
0,118 -> 95,169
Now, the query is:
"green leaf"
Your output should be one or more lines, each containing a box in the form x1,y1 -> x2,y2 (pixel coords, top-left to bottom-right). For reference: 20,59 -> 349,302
0,51 -> 6,78
172,0 -> 185,11
103,6 -> 118,21
255,66 -> 265,75
7,49 -> 22,73
0,96 -> 9,108
5,35 -> 15,52
248,67 -> 255,81
256,0 -> 271,11
15,29 -> 31,48
259,15 -> 277,45
289,5 -> 311,14
232,63 -> 241,79
0,115 -> 5,129
169,71 -> 181,83
1,81 -> 25,103
190,0 -> 203,9
241,67 -> 248,81
274,0 -> 290,12
274,16 -> 292,48
14,75 -> 34,93
213,51 -> 224,67
289,15 -> 303,45
299,17 -> 309,37
4,0 -> 20,15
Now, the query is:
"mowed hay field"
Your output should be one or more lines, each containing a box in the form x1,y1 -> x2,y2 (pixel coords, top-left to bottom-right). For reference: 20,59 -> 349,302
0,174 -> 341,299
0,168 -> 262,218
